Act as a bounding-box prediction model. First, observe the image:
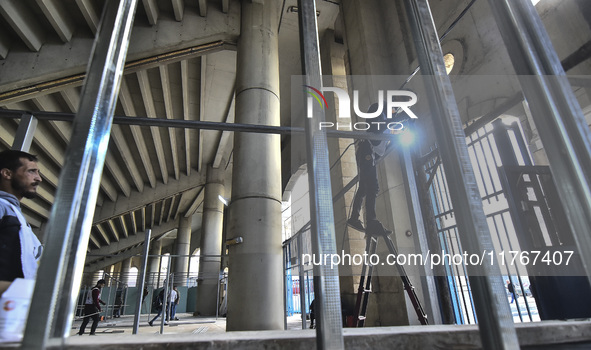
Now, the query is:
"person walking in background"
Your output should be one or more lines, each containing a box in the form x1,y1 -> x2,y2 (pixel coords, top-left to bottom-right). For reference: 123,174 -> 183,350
113,293 -> 123,318
507,280 -> 517,304
0,150 -> 43,296
170,286 -> 180,321
149,289 -> 167,326
78,279 -> 107,335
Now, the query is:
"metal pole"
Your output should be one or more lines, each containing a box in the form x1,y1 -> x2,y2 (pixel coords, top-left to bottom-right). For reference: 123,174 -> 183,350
403,0 -> 518,348
21,0 -> 138,348
485,0 -> 591,284
160,260 -> 172,334
298,234 -> 307,329
133,229 -> 152,334
400,147 -> 440,324
297,0 -> 343,348
11,113 -> 37,151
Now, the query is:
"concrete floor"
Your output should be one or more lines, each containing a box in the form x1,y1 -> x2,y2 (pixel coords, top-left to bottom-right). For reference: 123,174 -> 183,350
1,315 -> 591,349
70,313 -> 308,337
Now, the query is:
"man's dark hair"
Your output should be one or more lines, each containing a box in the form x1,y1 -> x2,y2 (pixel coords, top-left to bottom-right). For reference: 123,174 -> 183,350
0,150 -> 38,171
97,279 -> 106,285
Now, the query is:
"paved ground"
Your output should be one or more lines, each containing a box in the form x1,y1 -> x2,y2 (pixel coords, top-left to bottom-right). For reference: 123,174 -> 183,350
71,313 -> 309,338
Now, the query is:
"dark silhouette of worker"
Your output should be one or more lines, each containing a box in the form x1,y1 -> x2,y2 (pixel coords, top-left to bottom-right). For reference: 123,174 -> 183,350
348,102 -> 393,236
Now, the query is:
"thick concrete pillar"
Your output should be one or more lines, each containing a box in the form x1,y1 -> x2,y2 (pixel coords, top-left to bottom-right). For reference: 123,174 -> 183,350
195,166 -> 225,316
226,0 -> 283,331
175,216 -> 192,287
340,0 -> 440,326
147,239 -> 162,287
120,258 -> 132,286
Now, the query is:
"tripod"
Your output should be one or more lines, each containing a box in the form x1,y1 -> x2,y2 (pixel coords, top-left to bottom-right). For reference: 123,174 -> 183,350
352,224 -> 429,326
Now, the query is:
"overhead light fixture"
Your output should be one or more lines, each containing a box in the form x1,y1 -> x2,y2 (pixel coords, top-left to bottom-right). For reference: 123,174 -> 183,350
531,0 -> 540,6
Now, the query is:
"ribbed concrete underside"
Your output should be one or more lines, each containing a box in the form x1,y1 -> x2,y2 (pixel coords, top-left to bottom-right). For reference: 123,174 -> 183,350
2,320 -> 590,350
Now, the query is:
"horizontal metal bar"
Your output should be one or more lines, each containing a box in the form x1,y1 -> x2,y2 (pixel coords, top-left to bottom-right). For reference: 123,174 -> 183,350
0,108 -> 397,141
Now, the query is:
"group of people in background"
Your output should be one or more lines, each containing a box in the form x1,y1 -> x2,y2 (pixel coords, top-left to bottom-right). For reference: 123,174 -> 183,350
149,285 -> 180,326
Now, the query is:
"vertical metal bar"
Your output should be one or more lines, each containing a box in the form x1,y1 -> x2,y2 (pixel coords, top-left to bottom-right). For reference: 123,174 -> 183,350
297,0 -> 343,349
11,113 -> 38,152
403,0 -> 518,348
160,260 -> 171,334
401,148 -> 440,324
21,0 -> 138,348
486,0 -> 591,283
283,246 -> 288,330
298,234 -> 307,329
133,229 -> 151,334
414,151 -> 455,324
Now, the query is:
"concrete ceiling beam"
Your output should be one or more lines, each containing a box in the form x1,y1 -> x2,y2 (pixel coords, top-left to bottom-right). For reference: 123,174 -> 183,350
181,59 -> 192,176
213,93 -> 235,168
159,65 -> 180,180
75,0 -> 99,35
172,0 -> 184,21
199,0 -> 207,17
0,0 -> 45,52
35,0 -> 76,42
137,70 -> 168,185
142,0 -> 159,25
119,79 -> 157,188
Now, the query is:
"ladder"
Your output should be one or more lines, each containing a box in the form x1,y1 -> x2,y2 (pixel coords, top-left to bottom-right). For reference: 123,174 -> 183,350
352,225 -> 429,326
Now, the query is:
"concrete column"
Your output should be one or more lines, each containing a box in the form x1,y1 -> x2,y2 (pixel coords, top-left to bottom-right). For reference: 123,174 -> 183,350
81,271 -> 98,287
120,258 -> 132,286
319,30 -> 360,320
147,239 -> 162,288
226,0 -> 283,331
195,166 -> 225,316
175,216 -> 192,287
340,0 -> 435,326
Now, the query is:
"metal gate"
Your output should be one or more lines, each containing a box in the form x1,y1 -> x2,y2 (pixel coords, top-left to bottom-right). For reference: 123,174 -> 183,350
421,117 -> 540,323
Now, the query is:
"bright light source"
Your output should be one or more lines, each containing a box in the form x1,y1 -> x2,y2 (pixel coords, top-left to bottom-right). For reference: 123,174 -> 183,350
400,130 -> 415,146
531,0 -> 540,6
218,195 -> 229,206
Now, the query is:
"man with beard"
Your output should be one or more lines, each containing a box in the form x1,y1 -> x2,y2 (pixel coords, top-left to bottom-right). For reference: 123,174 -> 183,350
0,150 -> 43,296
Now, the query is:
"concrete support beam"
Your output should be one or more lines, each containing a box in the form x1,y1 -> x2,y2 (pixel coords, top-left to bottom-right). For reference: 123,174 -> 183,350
195,166 -> 224,316
318,30 -> 360,319
226,0 -> 283,331
147,239 -> 163,286
119,78 -> 157,188
108,219 -> 120,242
0,32 -> 8,59
35,0 -> 76,42
171,0 -> 184,21
174,216 -> 192,287
159,65 -> 180,180
198,0 -> 207,17
0,0 -> 45,52
137,70 -> 168,185
213,94 -> 235,168
75,0 -> 99,35
120,258 -> 132,285
198,56 -> 206,173
181,59 -> 192,176
340,0 -> 428,326
142,0 -> 159,25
